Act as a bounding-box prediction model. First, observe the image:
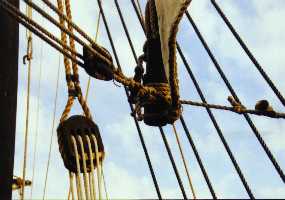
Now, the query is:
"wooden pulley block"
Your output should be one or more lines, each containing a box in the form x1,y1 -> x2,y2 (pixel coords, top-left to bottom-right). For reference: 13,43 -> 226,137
57,115 -> 105,173
83,45 -> 114,81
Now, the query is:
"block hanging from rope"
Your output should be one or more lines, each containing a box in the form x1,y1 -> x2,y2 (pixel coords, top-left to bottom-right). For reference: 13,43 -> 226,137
83,44 -> 115,81
57,115 -> 105,173
138,0 -> 190,126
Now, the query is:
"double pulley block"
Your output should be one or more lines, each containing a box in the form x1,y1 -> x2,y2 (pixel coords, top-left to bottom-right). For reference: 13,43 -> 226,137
57,115 -> 104,173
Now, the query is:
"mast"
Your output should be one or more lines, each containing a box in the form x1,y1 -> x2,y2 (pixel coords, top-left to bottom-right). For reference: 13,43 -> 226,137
0,0 -> 19,199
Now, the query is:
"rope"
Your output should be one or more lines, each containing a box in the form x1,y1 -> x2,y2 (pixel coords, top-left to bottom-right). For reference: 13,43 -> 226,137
42,55 -> 61,199
21,2 -> 33,199
211,0 -> 285,107
92,135 -> 102,200
0,1 -> 84,67
30,6 -> 45,198
180,99 -> 285,119
71,136 -> 84,200
40,0 -> 111,59
78,135 -> 91,200
185,11 -> 285,184
180,116 -> 217,198
177,43 -> 255,198
85,11 -> 101,103
86,135 -> 96,200
24,0 -> 112,67
2,0 -> 182,118
68,172 -> 75,200
159,127 -> 188,199
135,0 -> 144,25
101,166 -> 110,200
172,124 -> 196,199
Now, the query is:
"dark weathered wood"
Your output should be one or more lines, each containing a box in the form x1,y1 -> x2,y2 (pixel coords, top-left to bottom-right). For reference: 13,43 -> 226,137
0,0 -> 19,199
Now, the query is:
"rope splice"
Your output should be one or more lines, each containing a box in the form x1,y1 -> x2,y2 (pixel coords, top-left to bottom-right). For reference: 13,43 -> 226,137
57,115 -> 105,173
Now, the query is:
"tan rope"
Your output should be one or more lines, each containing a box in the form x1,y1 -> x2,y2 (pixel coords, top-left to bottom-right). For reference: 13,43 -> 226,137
30,5 -> 45,197
101,165 -> 110,200
78,135 -> 91,200
68,172 -> 75,200
71,136 -> 84,200
86,135 -> 96,200
85,11 -> 101,103
91,135 -> 102,200
43,55 -> 61,199
172,124 -> 196,199
21,41 -> 32,200
135,0 -> 144,21
21,3 -> 33,199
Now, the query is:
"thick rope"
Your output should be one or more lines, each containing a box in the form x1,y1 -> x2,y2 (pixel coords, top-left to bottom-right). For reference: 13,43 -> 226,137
2,0 -> 183,119
43,55 -> 61,199
0,1 -> 84,67
172,124 -> 196,199
78,135 -> 91,200
56,0 -> 74,118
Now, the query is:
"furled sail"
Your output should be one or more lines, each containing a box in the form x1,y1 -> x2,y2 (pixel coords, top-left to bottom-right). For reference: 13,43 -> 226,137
155,0 -> 191,81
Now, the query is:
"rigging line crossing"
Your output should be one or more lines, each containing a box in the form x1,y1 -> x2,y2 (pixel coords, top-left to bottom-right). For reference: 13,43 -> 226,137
115,1 -> 188,198
23,0 -> 110,67
85,11 -> 101,102
180,116 -> 217,199
30,5 -> 45,198
96,0 -> 162,199
129,1 -> 217,198
185,11 -> 285,183
42,55 -> 61,200
159,127 -> 188,199
211,0 -> 285,107
130,0 -> 253,197
0,0 -> 84,65
41,0 -> 107,56
172,124 -> 197,199
177,44 -> 255,199
21,2 -> 33,199
11,0 -> 83,59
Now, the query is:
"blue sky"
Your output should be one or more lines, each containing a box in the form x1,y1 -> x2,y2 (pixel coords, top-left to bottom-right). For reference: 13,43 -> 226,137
13,0 -> 285,199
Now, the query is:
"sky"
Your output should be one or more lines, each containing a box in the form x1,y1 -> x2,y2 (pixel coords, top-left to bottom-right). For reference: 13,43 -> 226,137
12,0 -> 285,199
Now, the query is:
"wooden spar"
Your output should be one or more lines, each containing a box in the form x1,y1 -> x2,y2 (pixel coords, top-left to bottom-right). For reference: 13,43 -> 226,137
0,0 -> 19,199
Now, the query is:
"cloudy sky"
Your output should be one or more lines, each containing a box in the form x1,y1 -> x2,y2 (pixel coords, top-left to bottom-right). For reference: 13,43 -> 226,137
13,0 -> 285,199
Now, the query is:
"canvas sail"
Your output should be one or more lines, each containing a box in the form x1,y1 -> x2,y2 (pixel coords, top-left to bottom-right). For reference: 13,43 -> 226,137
154,0 -> 191,81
